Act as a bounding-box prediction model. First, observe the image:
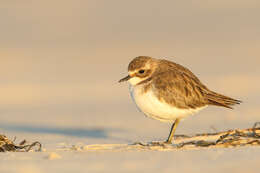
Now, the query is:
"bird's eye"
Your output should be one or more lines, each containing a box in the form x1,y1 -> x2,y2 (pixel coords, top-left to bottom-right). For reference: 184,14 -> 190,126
138,70 -> 145,74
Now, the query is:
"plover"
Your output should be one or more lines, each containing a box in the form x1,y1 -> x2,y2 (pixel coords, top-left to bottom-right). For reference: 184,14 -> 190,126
119,56 -> 241,144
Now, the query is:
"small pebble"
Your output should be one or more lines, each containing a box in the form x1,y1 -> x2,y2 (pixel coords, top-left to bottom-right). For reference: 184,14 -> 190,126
46,152 -> 62,160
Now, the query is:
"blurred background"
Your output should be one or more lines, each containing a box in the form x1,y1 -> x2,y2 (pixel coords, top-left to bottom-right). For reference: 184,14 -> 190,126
0,0 -> 259,145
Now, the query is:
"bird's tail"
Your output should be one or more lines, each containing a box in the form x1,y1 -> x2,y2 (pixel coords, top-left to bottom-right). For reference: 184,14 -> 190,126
206,91 -> 241,109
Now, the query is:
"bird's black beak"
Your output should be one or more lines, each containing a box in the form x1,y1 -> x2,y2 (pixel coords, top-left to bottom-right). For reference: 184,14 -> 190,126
119,75 -> 131,83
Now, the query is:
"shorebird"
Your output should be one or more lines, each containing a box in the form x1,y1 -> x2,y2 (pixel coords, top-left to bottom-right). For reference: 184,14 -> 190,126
119,56 -> 241,144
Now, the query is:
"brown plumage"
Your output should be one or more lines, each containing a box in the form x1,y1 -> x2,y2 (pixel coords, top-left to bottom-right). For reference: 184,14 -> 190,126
129,56 -> 241,109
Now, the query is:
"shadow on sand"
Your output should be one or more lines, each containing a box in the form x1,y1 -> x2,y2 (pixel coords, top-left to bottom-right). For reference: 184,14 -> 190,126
0,123 -> 124,139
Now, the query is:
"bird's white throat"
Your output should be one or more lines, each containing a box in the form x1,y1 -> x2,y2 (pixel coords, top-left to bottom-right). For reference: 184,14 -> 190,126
128,76 -> 145,86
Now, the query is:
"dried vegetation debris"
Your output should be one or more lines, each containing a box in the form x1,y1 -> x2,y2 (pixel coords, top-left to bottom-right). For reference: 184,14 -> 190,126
62,123 -> 260,152
1,123 -> 260,152
0,135 -> 41,152
134,122 -> 260,149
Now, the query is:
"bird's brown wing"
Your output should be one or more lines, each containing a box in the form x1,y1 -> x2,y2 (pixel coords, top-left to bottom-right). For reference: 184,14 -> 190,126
152,69 -> 208,109
153,59 -> 241,109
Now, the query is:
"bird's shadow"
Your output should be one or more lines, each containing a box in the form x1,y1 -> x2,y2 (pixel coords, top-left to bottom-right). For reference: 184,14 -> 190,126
0,123 -> 126,141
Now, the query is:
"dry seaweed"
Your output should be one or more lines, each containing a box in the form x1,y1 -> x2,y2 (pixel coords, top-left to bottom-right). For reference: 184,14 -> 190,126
132,122 -> 260,149
0,135 -> 41,152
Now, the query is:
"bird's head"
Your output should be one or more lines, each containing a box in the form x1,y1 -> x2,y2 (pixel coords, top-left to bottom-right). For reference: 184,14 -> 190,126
119,56 -> 158,86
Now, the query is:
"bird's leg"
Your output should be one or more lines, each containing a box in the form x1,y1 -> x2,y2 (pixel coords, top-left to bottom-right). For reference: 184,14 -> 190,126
135,119 -> 181,147
165,119 -> 180,144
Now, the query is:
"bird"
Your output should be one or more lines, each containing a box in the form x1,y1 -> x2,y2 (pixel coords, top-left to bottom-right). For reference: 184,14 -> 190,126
119,56 -> 241,144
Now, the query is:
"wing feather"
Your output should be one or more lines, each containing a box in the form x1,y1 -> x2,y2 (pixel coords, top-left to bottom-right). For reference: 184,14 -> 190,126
152,59 -> 241,109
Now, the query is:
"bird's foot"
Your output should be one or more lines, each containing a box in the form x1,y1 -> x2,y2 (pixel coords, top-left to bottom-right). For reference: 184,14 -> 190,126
132,141 -> 173,147
149,141 -> 171,146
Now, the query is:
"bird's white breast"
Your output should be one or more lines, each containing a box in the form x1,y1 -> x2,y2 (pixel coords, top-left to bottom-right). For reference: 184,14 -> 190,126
129,84 -> 206,122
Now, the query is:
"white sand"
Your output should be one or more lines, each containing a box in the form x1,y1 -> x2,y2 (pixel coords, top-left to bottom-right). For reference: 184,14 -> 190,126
1,144 -> 260,173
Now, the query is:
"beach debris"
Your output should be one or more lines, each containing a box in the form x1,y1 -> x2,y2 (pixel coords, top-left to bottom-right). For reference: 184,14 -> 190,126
0,134 -> 41,152
133,122 -> 260,149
